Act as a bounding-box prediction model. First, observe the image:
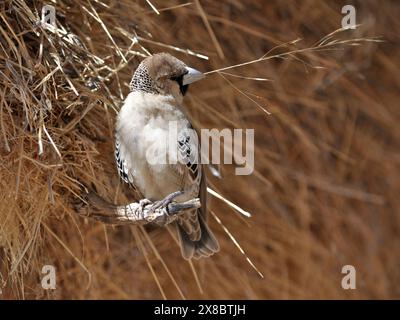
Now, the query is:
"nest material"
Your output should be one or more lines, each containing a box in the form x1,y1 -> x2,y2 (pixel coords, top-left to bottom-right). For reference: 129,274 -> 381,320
0,0 -> 399,299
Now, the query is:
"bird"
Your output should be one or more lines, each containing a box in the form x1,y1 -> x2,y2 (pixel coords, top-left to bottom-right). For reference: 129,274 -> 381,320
115,52 -> 219,259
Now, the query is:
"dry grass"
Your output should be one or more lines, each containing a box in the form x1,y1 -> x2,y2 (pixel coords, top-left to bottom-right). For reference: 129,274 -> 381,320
0,0 -> 399,299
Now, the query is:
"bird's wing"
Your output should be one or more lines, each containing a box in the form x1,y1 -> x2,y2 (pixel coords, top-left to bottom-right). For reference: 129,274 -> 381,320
176,127 -> 202,189
174,125 -> 203,241
115,137 -> 138,189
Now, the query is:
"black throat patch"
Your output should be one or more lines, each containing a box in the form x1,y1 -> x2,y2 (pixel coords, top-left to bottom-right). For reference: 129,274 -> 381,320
171,74 -> 189,96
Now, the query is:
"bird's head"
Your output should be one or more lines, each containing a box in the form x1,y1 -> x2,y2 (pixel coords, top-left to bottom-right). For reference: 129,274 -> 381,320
130,52 -> 204,104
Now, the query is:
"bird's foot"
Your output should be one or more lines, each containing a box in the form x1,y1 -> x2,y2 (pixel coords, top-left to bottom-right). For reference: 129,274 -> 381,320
147,191 -> 184,215
139,198 -> 152,208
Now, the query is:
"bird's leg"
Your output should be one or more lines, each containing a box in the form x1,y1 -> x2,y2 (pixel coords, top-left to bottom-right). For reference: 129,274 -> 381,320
147,191 -> 184,214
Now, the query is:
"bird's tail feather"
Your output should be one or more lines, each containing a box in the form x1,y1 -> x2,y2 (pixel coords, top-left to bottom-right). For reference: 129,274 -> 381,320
177,210 -> 219,260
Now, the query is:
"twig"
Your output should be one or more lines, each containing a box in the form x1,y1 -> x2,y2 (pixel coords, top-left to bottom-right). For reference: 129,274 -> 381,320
194,0 -> 225,59
78,190 -> 201,226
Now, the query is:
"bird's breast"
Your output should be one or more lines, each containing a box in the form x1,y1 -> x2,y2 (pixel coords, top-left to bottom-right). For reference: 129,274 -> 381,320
116,91 -> 193,201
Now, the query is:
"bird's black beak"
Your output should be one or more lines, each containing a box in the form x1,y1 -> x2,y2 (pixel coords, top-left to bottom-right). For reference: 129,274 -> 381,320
182,67 -> 205,86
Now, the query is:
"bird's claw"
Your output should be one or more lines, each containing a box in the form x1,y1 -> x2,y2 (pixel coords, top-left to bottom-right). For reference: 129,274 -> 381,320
147,191 -> 184,215
139,198 -> 152,207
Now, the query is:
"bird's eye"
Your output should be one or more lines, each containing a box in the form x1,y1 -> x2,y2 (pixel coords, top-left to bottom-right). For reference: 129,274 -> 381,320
170,75 -> 189,96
